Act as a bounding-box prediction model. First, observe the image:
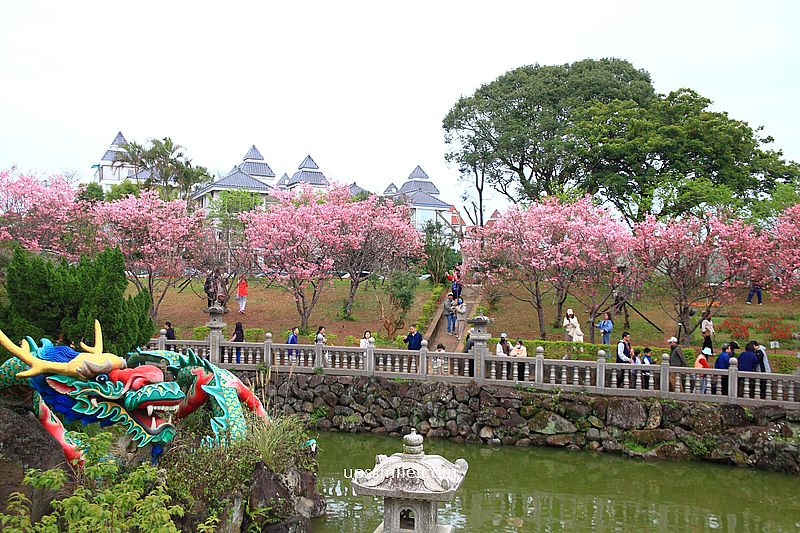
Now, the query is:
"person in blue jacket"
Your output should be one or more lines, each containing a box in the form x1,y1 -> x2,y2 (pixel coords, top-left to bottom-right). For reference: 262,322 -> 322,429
595,312 -> 614,345
403,324 -> 423,350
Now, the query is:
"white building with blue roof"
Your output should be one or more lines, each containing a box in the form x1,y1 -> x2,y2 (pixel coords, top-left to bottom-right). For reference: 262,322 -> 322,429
384,165 -> 464,235
92,132 -> 140,190
191,145 -> 279,208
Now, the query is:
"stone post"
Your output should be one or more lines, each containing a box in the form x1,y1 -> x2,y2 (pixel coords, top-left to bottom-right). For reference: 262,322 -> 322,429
315,334 -> 325,368
263,332 -> 273,368
419,339 -> 428,377
728,357 -> 739,401
596,350 -> 606,389
204,304 -> 228,364
660,353 -> 670,395
467,313 -> 493,383
367,337 -> 375,375
535,347 -> 545,384
158,329 -> 167,350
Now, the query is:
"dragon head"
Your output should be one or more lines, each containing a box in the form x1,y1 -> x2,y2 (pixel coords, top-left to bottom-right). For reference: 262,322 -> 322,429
0,320 -> 185,447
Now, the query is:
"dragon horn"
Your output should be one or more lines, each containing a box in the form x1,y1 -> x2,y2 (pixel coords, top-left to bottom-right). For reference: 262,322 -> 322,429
79,320 -> 104,355
0,330 -> 68,378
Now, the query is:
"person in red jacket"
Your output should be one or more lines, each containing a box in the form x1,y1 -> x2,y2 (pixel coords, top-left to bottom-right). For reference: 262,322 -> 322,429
236,275 -> 249,314
695,346 -> 711,394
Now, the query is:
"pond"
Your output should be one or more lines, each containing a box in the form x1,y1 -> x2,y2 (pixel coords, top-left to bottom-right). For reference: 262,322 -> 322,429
310,432 -> 800,532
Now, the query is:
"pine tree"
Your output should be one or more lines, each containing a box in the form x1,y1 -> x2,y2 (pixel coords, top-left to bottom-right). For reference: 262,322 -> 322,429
1,247 -> 153,359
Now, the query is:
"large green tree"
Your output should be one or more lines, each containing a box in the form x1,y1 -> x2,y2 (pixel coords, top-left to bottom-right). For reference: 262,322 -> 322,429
571,88 -> 799,225
0,247 -> 153,359
443,58 -> 656,203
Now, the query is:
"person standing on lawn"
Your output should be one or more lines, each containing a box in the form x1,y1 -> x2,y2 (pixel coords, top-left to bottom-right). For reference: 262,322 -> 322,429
595,312 -> 614,345
746,281 -> 763,305
563,309 -> 580,342
700,311 -> 715,351
236,275 -> 248,314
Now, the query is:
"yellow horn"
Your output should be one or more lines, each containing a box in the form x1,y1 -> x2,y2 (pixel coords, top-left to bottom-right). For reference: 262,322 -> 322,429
0,329 -> 69,378
79,320 -> 103,355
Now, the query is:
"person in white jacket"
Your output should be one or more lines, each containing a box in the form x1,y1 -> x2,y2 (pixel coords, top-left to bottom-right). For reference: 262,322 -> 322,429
563,309 -> 580,341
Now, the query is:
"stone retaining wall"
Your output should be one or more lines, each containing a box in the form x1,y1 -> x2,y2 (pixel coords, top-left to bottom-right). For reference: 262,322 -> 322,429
237,373 -> 800,476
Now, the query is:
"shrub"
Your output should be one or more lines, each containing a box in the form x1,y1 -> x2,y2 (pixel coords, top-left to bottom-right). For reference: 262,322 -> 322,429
0,431 -> 184,531
344,335 -> 357,346
245,328 -> 265,342
417,284 -> 444,334
193,326 -> 210,340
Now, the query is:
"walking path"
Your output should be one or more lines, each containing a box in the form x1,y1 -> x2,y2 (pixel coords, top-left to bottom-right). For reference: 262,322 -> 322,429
429,284 -> 481,352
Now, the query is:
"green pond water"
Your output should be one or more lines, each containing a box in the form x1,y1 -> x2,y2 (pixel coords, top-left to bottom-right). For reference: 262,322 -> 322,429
310,432 -> 800,532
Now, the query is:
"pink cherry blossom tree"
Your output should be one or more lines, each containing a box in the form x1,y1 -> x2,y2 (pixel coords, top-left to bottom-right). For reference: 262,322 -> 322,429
324,189 -> 423,318
463,198 -> 581,339
0,169 -> 94,258
242,186 -> 340,331
93,190 -> 209,321
559,198 -> 640,344
632,214 -> 763,346
769,203 -> 800,298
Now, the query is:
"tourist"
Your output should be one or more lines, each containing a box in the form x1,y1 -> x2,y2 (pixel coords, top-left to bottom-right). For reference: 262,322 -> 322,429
616,332 -> 632,363
403,324 -> 423,350
728,340 -> 740,358
463,327 -> 475,377
433,343 -> 446,374
164,321 -> 176,351
287,326 -> 299,360
755,341 -> 772,373
229,321 -> 244,364
511,339 -> 527,381
164,321 -> 176,340
454,298 -> 468,339
443,293 -> 456,335
595,312 -> 614,345
667,336 -> 687,391
359,331 -> 372,349
695,347 -> 711,394
316,326 -> 327,344
745,281 -> 763,305
563,309 -> 580,342
641,347 -> 653,388
700,311 -> 714,351
212,269 -> 226,307
713,343 -> 731,395
737,341 -> 759,371
496,333 -> 511,355
236,275 -> 248,314
632,348 -> 642,365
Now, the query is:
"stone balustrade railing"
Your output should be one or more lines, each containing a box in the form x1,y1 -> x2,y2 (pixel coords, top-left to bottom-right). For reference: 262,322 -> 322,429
146,332 -> 800,407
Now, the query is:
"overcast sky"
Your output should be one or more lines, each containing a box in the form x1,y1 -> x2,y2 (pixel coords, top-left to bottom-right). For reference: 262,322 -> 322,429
1,1 -> 798,213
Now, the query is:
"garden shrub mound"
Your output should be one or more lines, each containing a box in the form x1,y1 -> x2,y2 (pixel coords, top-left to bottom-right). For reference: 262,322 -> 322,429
0,408 -> 325,532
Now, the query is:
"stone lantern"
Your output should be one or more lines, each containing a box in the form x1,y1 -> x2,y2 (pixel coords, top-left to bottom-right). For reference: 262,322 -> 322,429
352,430 -> 468,533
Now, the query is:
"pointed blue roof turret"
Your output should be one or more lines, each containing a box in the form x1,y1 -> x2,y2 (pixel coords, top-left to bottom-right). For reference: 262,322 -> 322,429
243,145 -> 264,161
277,173 -> 291,187
383,182 -> 399,195
407,165 -> 430,180
111,131 -> 127,146
298,155 -> 319,170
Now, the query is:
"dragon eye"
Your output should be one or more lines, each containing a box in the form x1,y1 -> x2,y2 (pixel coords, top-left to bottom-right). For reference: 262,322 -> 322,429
95,374 -> 109,383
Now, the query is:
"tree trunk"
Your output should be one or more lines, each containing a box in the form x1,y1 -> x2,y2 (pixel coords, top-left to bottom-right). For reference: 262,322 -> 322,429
588,305 -> 598,344
552,286 -> 568,329
623,304 -> 631,330
343,278 -> 360,319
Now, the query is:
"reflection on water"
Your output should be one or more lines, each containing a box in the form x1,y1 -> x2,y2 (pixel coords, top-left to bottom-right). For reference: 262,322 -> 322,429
310,432 -> 800,532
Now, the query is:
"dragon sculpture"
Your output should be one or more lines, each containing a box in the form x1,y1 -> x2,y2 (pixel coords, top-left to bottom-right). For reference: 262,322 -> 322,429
0,320 -> 267,463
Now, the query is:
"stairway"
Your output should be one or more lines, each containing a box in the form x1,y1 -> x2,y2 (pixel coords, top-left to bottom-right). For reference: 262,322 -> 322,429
428,284 -> 481,352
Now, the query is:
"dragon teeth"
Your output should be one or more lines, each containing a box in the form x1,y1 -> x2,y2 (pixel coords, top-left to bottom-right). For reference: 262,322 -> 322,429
91,398 -> 99,409
150,417 -> 158,431
147,405 -> 154,416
